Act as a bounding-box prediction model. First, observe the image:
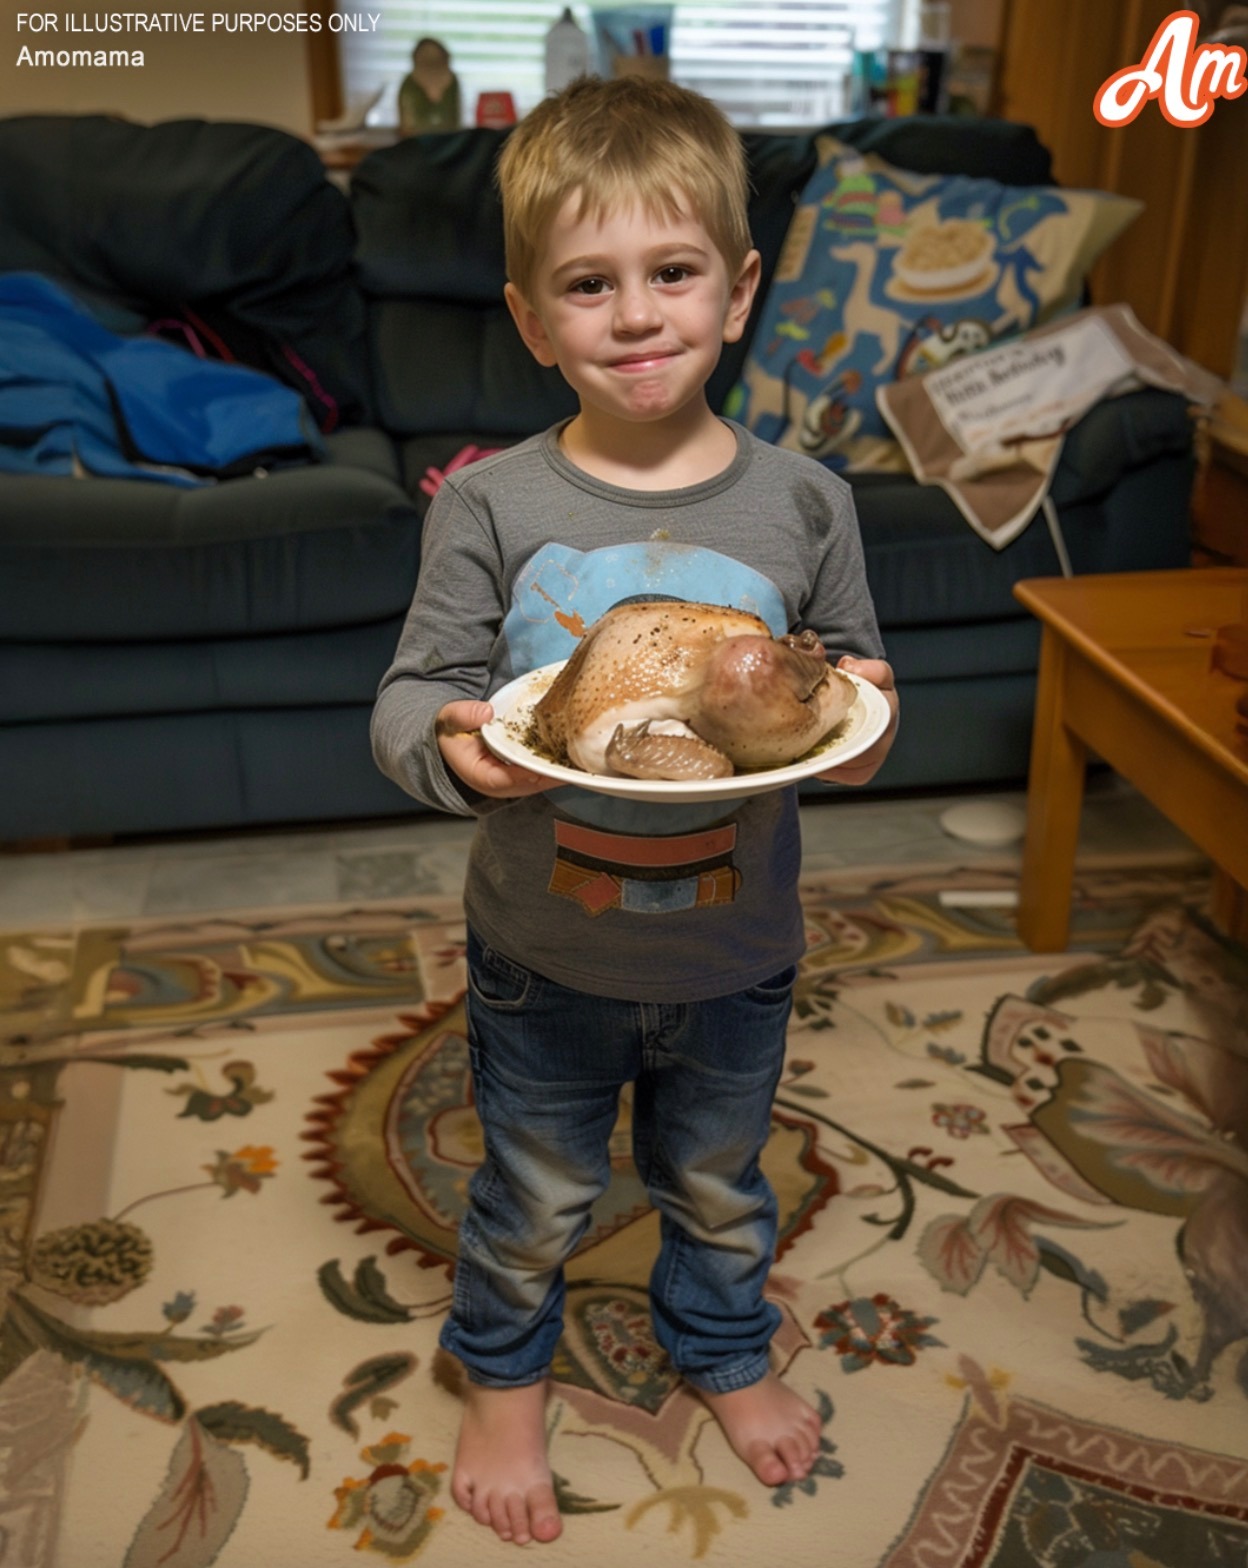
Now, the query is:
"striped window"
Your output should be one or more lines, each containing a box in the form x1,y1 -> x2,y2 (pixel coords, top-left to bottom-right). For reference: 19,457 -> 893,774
337,0 -> 908,128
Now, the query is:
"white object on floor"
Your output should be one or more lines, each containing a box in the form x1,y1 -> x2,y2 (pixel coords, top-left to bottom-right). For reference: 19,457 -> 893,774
938,888 -> 1020,908
938,799 -> 1028,846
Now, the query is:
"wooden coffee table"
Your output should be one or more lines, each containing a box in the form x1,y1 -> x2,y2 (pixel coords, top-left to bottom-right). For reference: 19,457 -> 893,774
1014,567 -> 1248,950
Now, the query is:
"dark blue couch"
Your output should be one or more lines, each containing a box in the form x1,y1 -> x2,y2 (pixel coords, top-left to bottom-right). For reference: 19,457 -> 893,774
0,114 -> 1195,839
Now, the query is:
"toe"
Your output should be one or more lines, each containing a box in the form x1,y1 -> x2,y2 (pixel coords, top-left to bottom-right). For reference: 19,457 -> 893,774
529,1485 -> 563,1541
451,1475 -> 474,1515
504,1493 -> 531,1546
747,1442 -> 788,1486
777,1435 -> 809,1480
488,1493 -> 517,1542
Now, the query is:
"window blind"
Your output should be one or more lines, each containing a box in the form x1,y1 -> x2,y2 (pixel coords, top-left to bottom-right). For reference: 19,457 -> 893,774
338,0 -> 905,128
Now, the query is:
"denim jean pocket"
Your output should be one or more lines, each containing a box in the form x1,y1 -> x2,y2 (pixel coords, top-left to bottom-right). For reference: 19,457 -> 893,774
742,963 -> 798,1005
466,935 -> 534,1013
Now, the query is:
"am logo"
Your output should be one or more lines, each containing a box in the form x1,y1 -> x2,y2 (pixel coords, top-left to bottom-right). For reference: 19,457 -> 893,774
1094,7 -> 1246,127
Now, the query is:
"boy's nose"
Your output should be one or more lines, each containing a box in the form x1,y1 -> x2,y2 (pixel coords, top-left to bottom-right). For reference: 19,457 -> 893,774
613,282 -> 662,333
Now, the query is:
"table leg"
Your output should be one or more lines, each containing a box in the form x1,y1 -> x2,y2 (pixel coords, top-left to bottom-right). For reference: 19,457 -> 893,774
1017,631 -> 1087,951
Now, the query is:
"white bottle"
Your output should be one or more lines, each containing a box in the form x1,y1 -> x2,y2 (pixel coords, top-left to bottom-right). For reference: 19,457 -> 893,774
545,6 -> 591,95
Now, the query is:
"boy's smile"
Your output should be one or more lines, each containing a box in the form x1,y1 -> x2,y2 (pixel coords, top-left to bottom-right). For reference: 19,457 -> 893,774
505,195 -> 760,452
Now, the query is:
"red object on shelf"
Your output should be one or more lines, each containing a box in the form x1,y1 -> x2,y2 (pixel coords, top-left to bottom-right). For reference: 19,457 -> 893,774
476,92 -> 517,128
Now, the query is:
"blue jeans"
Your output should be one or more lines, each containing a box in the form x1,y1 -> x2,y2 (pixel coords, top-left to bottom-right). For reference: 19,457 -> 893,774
440,929 -> 795,1394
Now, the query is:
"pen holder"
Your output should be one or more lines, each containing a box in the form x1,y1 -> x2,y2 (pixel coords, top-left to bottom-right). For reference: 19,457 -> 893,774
593,6 -> 673,81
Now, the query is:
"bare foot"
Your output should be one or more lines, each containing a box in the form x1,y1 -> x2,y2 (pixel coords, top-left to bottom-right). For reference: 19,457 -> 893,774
449,1379 -> 563,1545
698,1371 -> 822,1486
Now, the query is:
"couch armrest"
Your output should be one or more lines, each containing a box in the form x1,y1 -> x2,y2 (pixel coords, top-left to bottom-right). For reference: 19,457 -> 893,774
1051,388 -> 1194,508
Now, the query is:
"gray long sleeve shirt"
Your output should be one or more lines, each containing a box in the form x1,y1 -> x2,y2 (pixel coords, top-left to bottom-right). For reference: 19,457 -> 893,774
371,419 -> 884,1001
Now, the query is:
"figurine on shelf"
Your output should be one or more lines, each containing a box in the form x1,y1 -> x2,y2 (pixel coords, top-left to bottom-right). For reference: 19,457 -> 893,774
398,37 -> 461,134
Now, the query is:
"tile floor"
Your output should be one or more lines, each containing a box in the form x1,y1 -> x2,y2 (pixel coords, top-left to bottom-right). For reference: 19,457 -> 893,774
0,773 -> 1199,932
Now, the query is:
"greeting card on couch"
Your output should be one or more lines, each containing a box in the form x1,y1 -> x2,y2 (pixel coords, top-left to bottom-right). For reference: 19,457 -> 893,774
725,138 -> 1142,472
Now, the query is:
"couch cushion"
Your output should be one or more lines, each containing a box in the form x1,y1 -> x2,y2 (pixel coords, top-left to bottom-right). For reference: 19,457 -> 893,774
808,669 -> 1040,793
0,456 -> 420,642
882,616 -> 1040,680
0,114 -> 371,427
852,472 -> 1066,625
0,706 -> 413,841
352,127 -> 511,304
371,299 -> 578,438
0,618 -> 404,724
324,426 -> 403,485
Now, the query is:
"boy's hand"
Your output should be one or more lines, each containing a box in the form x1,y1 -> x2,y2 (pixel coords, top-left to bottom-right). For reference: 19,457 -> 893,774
436,700 -> 555,799
816,657 -> 899,787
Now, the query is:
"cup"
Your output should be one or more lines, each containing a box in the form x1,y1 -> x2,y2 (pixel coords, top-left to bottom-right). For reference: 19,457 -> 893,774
593,7 -> 673,81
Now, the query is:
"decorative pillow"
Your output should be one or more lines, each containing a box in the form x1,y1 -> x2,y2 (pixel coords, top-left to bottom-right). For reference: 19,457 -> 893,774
725,137 -> 1142,472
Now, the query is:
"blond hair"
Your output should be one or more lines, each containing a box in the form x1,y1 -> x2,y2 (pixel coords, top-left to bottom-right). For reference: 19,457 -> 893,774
496,76 -> 752,300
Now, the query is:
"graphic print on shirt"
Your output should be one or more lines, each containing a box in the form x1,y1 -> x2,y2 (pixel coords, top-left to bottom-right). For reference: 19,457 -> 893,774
503,539 -> 787,671
502,540 -> 788,918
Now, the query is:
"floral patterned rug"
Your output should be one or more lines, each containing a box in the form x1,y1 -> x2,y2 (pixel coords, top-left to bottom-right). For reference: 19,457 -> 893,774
3,855 -> 1247,1568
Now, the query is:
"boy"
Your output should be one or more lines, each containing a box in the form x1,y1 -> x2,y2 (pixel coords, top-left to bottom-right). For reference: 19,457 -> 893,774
371,75 -> 898,1547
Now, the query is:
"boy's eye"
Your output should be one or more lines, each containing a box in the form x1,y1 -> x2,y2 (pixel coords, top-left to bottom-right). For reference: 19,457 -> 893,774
570,277 -> 609,296
656,265 -> 691,284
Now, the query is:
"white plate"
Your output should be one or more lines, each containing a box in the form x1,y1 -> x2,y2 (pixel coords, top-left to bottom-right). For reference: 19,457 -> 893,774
480,661 -> 893,803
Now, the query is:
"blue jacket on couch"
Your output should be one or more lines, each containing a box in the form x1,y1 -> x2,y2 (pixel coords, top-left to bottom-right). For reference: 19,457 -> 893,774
0,272 -> 324,485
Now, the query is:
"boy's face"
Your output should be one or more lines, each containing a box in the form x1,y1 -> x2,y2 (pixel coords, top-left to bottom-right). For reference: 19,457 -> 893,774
505,194 -> 760,432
